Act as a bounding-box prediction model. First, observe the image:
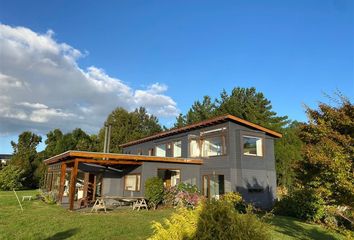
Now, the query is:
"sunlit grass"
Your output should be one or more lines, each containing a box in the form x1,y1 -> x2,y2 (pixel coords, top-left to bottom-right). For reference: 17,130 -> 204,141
0,190 -> 345,240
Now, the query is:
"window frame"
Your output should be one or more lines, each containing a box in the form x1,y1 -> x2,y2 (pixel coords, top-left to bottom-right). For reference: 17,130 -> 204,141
200,134 -> 227,157
124,173 -> 141,192
155,143 -> 167,157
157,168 -> 181,188
172,140 -> 182,158
242,135 -> 264,157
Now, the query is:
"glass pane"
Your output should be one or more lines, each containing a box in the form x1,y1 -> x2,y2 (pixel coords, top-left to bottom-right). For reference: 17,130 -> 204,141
158,169 -> 180,188
173,141 -> 182,157
156,144 -> 166,157
203,176 -> 209,197
202,136 -> 223,157
209,175 -> 224,199
189,140 -> 200,157
243,136 -> 262,156
125,175 -> 137,191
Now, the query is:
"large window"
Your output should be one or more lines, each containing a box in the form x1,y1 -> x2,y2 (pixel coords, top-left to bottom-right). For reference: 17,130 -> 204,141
243,136 -> 263,156
156,144 -> 166,157
173,141 -> 182,157
124,174 -> 141,191
202,136 -> 225,157
189,139 -> 200,157
158,169 -> 180,188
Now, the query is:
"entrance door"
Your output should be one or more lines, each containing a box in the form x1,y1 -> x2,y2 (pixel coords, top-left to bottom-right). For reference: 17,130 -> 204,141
203,175 -> 225,199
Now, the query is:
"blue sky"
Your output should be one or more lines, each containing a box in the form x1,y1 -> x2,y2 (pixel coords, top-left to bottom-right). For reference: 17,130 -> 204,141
0,0 -> 353,154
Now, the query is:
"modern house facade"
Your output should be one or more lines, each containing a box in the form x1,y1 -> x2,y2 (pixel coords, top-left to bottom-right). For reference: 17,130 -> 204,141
121,115 -> 282,208
43,115 -> 281,210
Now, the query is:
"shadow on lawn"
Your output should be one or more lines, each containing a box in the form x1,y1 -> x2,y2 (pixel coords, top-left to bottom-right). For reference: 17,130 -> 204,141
272,216 -> 337,240
45,228 -> 80,240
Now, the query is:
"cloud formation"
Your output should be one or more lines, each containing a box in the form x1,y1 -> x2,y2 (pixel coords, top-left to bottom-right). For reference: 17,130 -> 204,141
0,24 -> 179,135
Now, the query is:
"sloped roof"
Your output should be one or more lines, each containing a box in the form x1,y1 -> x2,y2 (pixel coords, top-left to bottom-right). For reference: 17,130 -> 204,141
120,114 -> 282,148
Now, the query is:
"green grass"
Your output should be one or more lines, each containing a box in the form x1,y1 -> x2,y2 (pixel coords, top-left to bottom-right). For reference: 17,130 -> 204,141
0,190 -> 346,240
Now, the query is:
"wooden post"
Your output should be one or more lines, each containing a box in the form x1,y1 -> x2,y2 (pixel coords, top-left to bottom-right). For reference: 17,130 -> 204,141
58,162 -> 67,203
83,172 -> 89,198
69,159 -> 79,210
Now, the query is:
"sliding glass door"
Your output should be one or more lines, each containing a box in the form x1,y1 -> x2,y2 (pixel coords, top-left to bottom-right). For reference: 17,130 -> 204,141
202,175 -> 224,199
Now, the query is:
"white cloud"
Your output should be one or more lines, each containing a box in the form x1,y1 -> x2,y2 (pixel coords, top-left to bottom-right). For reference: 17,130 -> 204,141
0,24 -> 179,135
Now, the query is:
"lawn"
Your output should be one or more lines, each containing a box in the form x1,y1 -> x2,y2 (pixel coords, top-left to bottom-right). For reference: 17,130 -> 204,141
0,190 -> 346,240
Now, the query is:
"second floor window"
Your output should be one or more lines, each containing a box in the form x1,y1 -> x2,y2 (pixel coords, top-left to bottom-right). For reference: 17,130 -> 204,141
189,139 -> 200,157
156,144 -> 166,157
243,136 -> 263,156
173,141 -> 182,157
202,136 -> 225,157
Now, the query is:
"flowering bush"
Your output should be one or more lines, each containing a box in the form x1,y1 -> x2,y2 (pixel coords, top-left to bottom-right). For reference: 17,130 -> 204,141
163,183 -> 202,209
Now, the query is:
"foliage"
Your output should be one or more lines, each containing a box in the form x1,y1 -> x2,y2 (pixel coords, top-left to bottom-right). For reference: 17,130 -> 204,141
275,121 -> 303,188
0,165 -> 25,190
164,183 -> 201,208
40,191 -> 57,204
220,192 -> 247,213
9,131 -> 42,189
43,128 -> 99,158
149,206 -> 200,240
297,93 -> 354,207
274,188 -> 326,222
99,107 -> 162,153
150,200 -> 271,240
145,177 -> 164,210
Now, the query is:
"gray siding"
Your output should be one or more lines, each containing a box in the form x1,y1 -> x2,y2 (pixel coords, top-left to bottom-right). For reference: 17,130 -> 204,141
121,120 -> 278,209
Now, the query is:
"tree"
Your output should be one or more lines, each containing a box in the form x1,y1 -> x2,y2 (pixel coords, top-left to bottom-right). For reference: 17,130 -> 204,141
43,128 -> 99,158
275,121 -> 303,188
185,96 -> 217,125
99,107 -> 162,153
216,87 -> 288,131
297,94 -> 354,206
0,165 -> 25,190
10,131 -> 42,188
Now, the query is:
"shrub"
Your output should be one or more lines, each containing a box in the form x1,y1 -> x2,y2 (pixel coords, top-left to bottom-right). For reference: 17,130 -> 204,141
145,177 -> 164,210
221,192 -> 247,213
195,200 -> 271,240
274,188 -> 326,222
0,165 -> 24,190
42,191 -> 57,204
149,205 -> 200,240
163,183 -> 202,209
149,200 -> 271,240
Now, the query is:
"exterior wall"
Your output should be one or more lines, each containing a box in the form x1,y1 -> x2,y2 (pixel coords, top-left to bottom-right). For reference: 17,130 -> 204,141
101,163 -> 200,198
122,120 -> 278,209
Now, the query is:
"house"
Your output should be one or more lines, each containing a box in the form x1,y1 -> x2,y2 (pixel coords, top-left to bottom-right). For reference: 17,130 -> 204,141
0,154 -> 12,166
43,114 -> 281,210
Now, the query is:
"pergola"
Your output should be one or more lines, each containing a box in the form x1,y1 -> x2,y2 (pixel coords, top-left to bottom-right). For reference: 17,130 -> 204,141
44,151 -> 202,210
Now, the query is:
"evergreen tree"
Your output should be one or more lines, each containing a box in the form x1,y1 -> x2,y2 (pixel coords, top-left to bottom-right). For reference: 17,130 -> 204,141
185,96 -> 217,125
99,107 -> 162,153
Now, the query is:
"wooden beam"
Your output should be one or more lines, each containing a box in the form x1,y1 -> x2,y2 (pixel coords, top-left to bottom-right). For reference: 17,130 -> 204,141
68,159 -> 79,211
44,151 -> 203,165
58,162 -> 67,203
83,172 -> 89,199
77,158 -> 142,165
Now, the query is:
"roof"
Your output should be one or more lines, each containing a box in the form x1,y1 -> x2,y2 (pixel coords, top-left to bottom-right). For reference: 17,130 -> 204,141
120,114 -> 282,147
44,150 -> 203,165
0,154 -> 12,159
